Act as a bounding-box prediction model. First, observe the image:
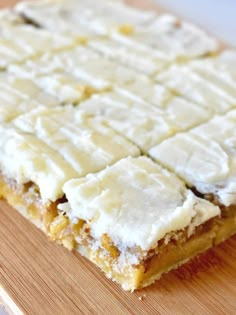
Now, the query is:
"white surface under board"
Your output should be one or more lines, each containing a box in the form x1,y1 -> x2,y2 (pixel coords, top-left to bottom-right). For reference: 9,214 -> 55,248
0,306 -> 7,315
154,0 -> 236,47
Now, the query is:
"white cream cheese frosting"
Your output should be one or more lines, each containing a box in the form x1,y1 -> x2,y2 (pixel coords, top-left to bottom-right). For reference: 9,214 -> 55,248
79,88 -> 211,151
10,46 -> 141,91
213,50 -> 236,81
9,46 -> 100,77
0,75 -> 58,121
116,78 -> 212,129
2,24 -> 74,52
0,24 -> 74,68
0,39 -> 30,69
156,64 -> 236,114
9,47 -> 104,103
112,14 -> 218,60
146,14 -> 218,57
16,0 -> 156,36
0,75 -> 58,106
35,74 -> 97,104
16,1 -> 217,60
59,156 -> 220,251
188,52 -> 236,99
0,106 -> 139,202
0,9 -> 24,26
71,0 -> 156,35
17,0 -> 97,37
69,58 -> 141,90
150,110 -> 236,207
88,37 -> 170,75
79,92 -> 174,151
116,78 -> 173,107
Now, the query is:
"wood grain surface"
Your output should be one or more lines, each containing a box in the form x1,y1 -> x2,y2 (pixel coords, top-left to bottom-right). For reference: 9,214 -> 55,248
0,0 -> 19,8
0,1 -> 236,314
1,201 -> 236,315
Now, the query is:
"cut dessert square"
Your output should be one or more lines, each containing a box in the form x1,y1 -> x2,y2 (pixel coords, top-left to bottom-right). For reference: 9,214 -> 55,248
9,45 -> 100,77
0,74 -> 59,122
61,0 -> 155,36
31,73 -> 98,105
0,75 -> 57,104
79,87 -> 212,151
88,37 -> 171,75
80,91 -> 173,151
16,0 -> 156,36
44,57 -> 141,91
9,46 -> 102,103
116,77 -> 174,106
211,50 -> 236,81
55,156 -> 221,291
115,77 -> 213,126
112,14 -> 219,60
156,57 -> 236,114
0,106 -> 139,230
0,23 -> 75,69
10,47 -> 143,91
146,14 -> 218,56
5,71 -> 99,105
149,109 -> 236,208
185,52 -> 236,98
149,110 -> 236,249
16,0 -> 97,37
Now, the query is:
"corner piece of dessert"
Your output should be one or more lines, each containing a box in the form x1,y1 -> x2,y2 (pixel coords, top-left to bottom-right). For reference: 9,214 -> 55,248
56,156 -> 221,291
149,109 -> 236,246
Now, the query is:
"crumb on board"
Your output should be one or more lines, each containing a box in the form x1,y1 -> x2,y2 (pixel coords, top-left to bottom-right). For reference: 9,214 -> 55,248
138,294 -> 147,301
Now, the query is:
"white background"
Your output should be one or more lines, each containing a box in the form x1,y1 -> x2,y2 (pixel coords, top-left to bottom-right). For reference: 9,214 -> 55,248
0,307 -> 6,315
154,0 -> 236,47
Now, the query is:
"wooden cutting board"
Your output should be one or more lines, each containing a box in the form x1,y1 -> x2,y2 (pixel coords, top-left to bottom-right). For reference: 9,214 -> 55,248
0,1 -> 236,314
1,201 -> 236,315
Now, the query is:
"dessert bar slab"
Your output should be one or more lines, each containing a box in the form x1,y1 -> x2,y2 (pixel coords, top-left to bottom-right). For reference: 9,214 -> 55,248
0,0 -> 235,297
